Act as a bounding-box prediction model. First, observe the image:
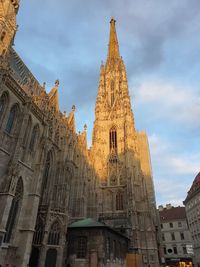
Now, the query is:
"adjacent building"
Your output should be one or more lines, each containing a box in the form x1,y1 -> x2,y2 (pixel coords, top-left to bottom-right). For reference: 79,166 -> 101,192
0,1 -> 160,266
159,204 -> 193,267
66,218 -> 129,267
184,172 -> 200,266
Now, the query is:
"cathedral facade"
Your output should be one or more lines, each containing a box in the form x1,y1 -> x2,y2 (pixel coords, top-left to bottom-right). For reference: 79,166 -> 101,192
0,1 -> 161,266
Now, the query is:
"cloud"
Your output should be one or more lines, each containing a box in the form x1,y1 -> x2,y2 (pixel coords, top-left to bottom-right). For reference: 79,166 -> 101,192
149,133 -> 200,176
134,81 -> 200,127
148,133 -> 199,205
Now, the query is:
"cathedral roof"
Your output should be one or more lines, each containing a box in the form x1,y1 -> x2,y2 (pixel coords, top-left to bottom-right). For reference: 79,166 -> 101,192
184,172 -> 200,204
9,48 -> 42,95
69,218 -> 105,228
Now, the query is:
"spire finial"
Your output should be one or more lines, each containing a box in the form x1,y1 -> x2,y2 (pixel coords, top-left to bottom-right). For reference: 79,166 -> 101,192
72,105 -> 75,112
55,79 -> 59,87
108,17 -> 120,60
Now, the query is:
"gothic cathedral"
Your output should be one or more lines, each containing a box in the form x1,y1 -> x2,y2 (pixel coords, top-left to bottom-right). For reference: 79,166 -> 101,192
0,1 -> 161,267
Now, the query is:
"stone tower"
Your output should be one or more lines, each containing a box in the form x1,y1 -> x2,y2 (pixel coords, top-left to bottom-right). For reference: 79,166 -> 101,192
0,0 -> 19,57
90,18 -> 160,265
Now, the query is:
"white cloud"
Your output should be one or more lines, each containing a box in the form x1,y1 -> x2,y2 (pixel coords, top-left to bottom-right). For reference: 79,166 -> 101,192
133,81 -> 200,126
148,133 -> 200,206
149,133 -> 200,175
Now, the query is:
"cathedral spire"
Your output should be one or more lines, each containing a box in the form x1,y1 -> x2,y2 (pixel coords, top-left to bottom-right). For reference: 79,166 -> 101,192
107,17 -> 120,60
49,80 -> 59,113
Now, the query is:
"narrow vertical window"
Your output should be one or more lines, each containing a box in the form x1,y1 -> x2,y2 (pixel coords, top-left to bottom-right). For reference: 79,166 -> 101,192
173,246 -> 177,254
29,124 -> 39,151
40,151 -> 52,203
106,237 -> 110,259
0,95 -> 6,118
111,80 -> 115,106
4,178 -> 23,243
33,218 -> 44,245
162,233 -> 165,241
116,191 -> 123,210
23,116 -> 32,147
77,236 -> 87,258
1,31 -> 6,42
180,232 -> 185,240
109,127 -> 117,152
171,232 -> 175,241
5,104 -> 18,134
48,221 -> 61,245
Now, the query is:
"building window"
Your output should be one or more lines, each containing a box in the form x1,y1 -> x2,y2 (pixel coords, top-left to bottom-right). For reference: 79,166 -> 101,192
116,191 -> 123,210
106,237 -> 110,259
171,232 -> 175,241
29,124 -> 39,151
169,222 -> 173,228
178,221 -> 182,227
77,237 -> 87,258
22,116 -> 32,147
173,246 -> 177,254
40,151 -> 52,203
109,127 -> 117,152
161,223 -> 163,229
183,246 -> 187,254
5,104 -> 18,134
180,232 -> 185,240
163,247 -> 166,254
3,178 -> 23,243
48,221 -> 61,245
0,93 -> 8,121
33,218 -> 44,245
111,80 -> 115,106
162,233 -> 165,241
113,240 -> 117,259
1,31 -> 6,42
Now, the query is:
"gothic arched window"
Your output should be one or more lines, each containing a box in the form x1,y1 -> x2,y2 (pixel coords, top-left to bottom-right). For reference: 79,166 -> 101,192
29,124 -> 39,151
4,178 -> 23,243
33,218 -> 45,245
40,151 -> 52,203
109,126 -> 117,152
0,93 -> 9,125
1,31 -> 6,42
116,191 -> 123,210
111,80 -> 115,106
5,104 -> 19,134
48,221 -> 61,245
23,116 -> 32,147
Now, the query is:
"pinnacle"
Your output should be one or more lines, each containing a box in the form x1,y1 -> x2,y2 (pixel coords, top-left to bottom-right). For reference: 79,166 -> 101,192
107,17 -> 120,60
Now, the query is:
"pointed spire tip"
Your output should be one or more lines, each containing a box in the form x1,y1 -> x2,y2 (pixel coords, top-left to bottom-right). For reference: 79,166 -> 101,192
110,17 -> 116,23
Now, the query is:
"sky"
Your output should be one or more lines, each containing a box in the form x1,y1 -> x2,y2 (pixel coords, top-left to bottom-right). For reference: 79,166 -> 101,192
14,0 -> 200,207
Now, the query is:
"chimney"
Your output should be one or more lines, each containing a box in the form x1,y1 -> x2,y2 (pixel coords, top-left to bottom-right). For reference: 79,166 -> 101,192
166,204 -> 172,209
158,205 -> 164,211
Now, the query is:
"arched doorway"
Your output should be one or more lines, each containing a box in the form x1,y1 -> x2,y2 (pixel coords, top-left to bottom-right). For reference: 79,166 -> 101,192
29,247 -> 40,267
45,248 -> 57,267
